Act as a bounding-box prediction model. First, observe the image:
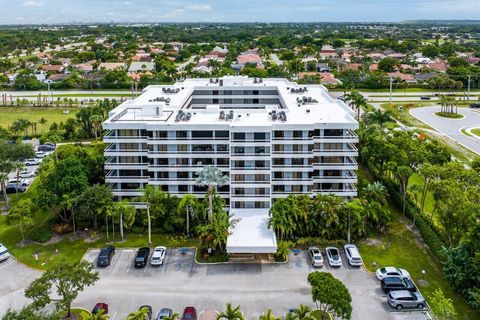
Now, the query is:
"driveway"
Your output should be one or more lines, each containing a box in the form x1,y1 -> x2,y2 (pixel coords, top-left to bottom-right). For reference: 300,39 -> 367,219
0,258 -> 41,313
75,248 -> 431,320
410,106 -> 480,155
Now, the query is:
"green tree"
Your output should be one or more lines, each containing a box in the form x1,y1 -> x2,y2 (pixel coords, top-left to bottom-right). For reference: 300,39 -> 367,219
258,309 -> 279,320
429,289 -> 457,320
126,307 -> 150,320
307,272 -> 352,320
378,57 -> 399,72
113,200 -> 136,241
292,305 -> 313,320
217,303 -> 244,320
81,309 -> 109,320
195,165 -> 229,221
6,199 -> 35,243
344,90 -> 368,120
76,184 -> 114,235
2,305 -> 50,320
25,260 -> 99,318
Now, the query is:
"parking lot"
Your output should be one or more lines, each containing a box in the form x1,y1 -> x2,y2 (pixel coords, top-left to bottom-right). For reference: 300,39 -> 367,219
76,248 -> 432,320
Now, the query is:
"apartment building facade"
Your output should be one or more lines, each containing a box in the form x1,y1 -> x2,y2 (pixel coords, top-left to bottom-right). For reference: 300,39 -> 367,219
103,76 -> 359,255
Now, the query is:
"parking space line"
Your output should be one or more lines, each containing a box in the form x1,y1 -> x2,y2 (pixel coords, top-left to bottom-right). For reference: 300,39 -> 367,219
108,250 -> 122,273
111,311 -> 117,320
163,248 -> 173,273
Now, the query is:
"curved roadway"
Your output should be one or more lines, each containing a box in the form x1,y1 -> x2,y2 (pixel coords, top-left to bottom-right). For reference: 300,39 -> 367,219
410,106 -> 480,155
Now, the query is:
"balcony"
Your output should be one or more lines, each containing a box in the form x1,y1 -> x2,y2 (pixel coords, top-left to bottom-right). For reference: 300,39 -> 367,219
103,134 -> 148,143
313,171 -> 357,184
312,143 -> 358,157
313,157 -> 358,170
312,184 -> 357,197
105,173 -> 149,184
105,157 -> 148,170
104,146 -> 148,157
313,130 -> 359,143
271,178 -> 313,185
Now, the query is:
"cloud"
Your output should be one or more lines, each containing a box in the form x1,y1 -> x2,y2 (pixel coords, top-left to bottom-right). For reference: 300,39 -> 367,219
22,0 -> 44,7
185,4 -> 213,12
163,8 -> 186,18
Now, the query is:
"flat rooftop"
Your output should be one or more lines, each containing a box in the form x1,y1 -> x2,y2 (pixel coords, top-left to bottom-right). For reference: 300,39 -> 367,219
226,209 -> 277,254
104,76 -> 357,128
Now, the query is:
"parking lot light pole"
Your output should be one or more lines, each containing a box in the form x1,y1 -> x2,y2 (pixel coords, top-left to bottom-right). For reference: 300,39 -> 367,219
347,211 -> 351,244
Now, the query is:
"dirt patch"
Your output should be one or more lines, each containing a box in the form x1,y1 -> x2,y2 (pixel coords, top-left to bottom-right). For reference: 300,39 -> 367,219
363,238 -> 383,246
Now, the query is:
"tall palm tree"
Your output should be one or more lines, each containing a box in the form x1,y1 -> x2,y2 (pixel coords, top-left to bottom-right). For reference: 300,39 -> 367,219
12,161 -> 25,201
258,309 -> 279,320
62,194 -> 79,238
344,90 -> 368,120
0,171 -> 9,208
196,210 -> 235,252
366,109 -> 393,127
113,200 -> 136,241
164,312 -> 180,320
89,114 -> 103,140
140,185 -> 166,245
217,303 -> 244,320
38,117 -> 48,129
195,165 -> 229,222
177,194 -> 197,236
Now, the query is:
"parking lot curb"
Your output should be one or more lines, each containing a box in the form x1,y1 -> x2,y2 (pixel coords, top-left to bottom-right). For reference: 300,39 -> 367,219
11,255 -> 45,273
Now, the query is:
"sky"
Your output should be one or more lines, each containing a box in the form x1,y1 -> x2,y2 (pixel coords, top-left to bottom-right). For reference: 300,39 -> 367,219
1,0 -> 480,24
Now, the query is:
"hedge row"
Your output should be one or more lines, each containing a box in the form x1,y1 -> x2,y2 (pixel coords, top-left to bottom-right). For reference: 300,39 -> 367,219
381,178 -> 445,259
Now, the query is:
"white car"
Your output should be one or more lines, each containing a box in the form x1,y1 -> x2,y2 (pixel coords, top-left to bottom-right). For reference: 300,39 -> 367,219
344,244 -> 363,267
35,151 -> 46,159
325,247 -> 342,267
19,169 -> 36,178
308,246 -> 324,267
0,243 -> 11,262
8,178 -> 29,186
376,266 -> 411,280
25,159 -> 39,166
150,246 -> 166,266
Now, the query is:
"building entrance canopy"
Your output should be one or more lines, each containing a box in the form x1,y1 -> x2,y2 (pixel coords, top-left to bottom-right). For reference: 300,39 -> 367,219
226,209 -> 277,254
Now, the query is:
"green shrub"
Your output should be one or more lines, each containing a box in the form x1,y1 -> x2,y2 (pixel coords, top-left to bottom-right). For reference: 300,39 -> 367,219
30,225 -> 52,243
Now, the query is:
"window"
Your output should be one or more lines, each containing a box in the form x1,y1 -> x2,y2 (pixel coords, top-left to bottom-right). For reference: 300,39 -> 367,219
215,131 -> 229,138
233,132 -> 245,140
293,130 -> 303,138
192,131 -> 213,138
176,131 -> 188,138
273,131 -> 284,139
254,132 -> 266,140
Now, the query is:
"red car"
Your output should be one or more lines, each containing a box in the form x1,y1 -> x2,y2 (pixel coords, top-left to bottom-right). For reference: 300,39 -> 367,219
181,307 -> 197,320
92,303 -> 108,315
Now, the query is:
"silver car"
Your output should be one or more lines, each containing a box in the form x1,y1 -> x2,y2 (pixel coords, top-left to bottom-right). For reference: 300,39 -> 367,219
0,243 -> 11,262
156,308 -> 172,320
387,290 -> 426,310
325,247 -> 342,267
308,246 -> 324,267
344,244 -> 363,267
150,246 -> 166,266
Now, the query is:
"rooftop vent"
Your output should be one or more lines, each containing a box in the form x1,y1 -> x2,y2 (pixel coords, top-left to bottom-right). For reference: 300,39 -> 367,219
175,110 -> 192,122
162,87 -> 180,94
219,110 -> 225,120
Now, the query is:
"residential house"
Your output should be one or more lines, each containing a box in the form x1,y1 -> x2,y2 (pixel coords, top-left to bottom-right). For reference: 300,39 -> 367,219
319,45 -> 338,60
42,64 -> 64,73
98,62 -> 126,71
128,61 -> 155,73
387,71 -> 417,83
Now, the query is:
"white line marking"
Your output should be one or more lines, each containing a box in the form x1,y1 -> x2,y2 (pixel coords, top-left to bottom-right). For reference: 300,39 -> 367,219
111,311 -> 117,320
108,251 -> 122,273
0,260 -> 14,271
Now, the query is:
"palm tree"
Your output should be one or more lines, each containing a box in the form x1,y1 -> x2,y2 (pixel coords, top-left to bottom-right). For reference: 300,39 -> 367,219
217,303 -> 244,320
126,307 -> 150,320
39,117 -> 48,129
195,165 -> 229,222
258,309 -> 279,320
292,305 -> 313,320
396,165 -> 413,217
89,114 -> 103,139
196,210 -> 237,252
344,90 -> 368,120
366,109 -> 393,127
113,200 -> 136,241
12,161 -> 25,201
62,194 -> 78,238
177,194 -> 197,236
164,312 -> 180,320
80,309 -> 109,320
140,185 -> 165,245
0,171 -> 9,209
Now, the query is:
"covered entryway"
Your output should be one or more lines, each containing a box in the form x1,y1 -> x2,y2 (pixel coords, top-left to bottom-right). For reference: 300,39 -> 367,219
226,209 -> 277,262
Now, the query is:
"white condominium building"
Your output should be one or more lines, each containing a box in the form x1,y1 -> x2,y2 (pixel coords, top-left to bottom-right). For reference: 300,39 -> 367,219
103,76 -> 358,257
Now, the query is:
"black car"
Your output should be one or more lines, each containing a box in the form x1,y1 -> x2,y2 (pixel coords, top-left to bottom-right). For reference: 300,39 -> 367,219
381,276 -> 417,293
97,245 -> 115,267
470,103 -> 480,109
134,247 -> 150,268
139,305 -> 153,320
38,144 -> 55,152
6,185 -> 26,194
420,96 -> 431,100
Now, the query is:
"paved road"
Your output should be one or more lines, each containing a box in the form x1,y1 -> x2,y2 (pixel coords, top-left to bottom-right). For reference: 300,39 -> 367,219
0,258 -> 41,313
410,106 -> 480,155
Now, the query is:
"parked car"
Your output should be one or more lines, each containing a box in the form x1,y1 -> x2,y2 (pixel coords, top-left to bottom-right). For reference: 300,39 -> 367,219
0,243 -> 11,262
38,144 -> 55,152
470,103 -> 480,109
92,303 -> 109,315
134,247 -> 150,268
150,246 -> 166,266
19,169 -> 36,178
139,305 -> 153,320
24,159 -> 39,166
9,178 -> 29,186
387,290 -> 425,310
97,245 -> 115,267
156,308 -> 173,320
308,246 -> 324,267
6,185 -> 26,193
420,95 -> 431,100
381,277 -> 417,293
344,244 -> 363,267
337,95 -> 346,101
376,266 -> 410,280
181,307 -> 197,320
325,247 -> 342,267
35,151 -> 46,159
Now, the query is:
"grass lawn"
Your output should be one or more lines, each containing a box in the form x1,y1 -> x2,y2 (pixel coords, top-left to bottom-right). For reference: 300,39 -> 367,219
380,102 -> 433,128
0,107 -> 78,134
434,112 -> 464,119
471,128 -> 480,137
409,174 -> 436,220
360,208 -> 479,320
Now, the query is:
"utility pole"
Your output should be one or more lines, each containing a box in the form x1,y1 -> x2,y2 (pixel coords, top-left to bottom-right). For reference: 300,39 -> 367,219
467,75 -> 471,102
389,77 -> 393,104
